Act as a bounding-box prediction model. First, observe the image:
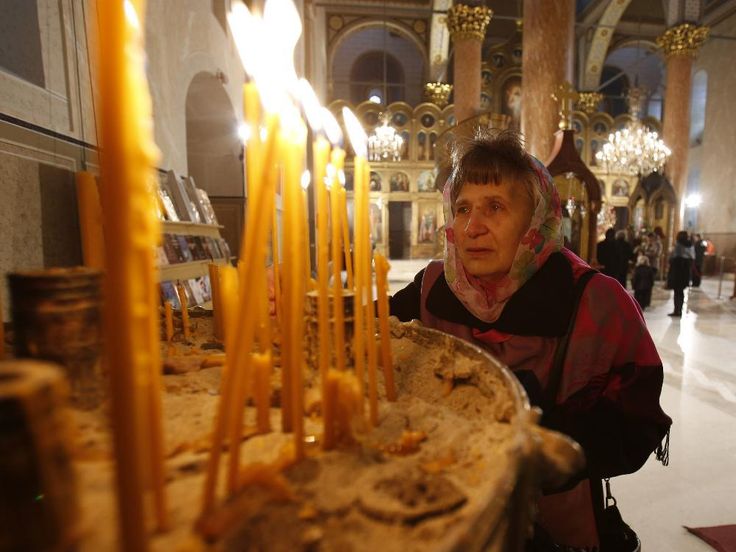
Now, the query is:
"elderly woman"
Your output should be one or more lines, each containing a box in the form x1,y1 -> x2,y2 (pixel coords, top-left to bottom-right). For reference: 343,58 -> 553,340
389,130 -> 671,549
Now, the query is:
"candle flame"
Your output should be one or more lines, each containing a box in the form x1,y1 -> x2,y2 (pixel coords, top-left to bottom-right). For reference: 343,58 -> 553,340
301,170 -> 311,190
342,107 -> 367,159
238,123 -> 251,143
325,164 -> 336,189
264,0 -> 302,54
227,2 -> 261,78
260,0 -> 301,99
296,79 -> 323,133
124,0 -> 141,30
321,108 -> 343,147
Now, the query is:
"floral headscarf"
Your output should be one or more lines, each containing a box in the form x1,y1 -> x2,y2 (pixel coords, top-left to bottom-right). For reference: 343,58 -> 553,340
443,156 -> 563,323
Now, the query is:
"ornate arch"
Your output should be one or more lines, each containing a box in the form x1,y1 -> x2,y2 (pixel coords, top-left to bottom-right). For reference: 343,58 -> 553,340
581,0 -> 633,90
327,20 -> 428,89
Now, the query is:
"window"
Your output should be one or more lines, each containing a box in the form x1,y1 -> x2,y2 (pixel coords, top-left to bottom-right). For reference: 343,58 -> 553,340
690,70 -> 707,146
0,0 -> 45,87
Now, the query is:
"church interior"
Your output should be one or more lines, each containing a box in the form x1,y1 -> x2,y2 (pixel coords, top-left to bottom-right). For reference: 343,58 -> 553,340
0,0 -> 735,551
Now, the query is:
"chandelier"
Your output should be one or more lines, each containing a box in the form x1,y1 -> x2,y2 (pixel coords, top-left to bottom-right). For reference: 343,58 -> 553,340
595,87 -> 671,176
368,112 -> 403,162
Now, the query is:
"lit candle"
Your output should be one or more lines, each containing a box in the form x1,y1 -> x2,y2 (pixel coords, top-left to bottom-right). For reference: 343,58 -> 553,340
298,80 -> 334,446
97,0 -> 167,546
75,171 -> 105,270
374,253 -> 396,400
271,201 -> 281,324
282,111 -> 308,459
342,107 -> 368,417
301,171 -> 314,288
340,185 -> 354,290
328,153 -> 346,374
361,164 -> 379,425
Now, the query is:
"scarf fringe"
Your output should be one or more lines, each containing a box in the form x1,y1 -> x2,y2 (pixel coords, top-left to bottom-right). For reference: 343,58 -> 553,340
655,428 -> 670,466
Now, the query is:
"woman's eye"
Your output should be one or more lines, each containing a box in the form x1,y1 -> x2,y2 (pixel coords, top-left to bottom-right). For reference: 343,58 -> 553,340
490,202 -> 503,212
456,205 -> 470,215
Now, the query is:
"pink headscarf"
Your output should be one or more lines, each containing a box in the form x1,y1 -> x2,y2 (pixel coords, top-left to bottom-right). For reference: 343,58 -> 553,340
443,156 -> 563,323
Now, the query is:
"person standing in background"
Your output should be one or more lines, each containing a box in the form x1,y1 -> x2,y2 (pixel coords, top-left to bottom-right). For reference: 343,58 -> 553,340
667,231 -> 694,317
614,230 -> 634,288
692,233 -> 706,287
596,228 -> 620,279
633,255 -> 655,310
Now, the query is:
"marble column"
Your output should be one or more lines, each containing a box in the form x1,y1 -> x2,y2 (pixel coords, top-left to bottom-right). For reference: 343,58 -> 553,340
657,23 -> 709,231
521,0 -> 574,161
446,4 -> 492,124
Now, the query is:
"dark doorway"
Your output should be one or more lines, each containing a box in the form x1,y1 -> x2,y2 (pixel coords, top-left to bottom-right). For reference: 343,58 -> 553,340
388,202 -> 412,259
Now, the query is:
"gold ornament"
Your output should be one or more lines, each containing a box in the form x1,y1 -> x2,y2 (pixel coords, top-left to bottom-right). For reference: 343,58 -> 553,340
656,23 -> 709,58
576,91 -> 603,115
446,4 -> 493,41
552,82 -> 579,130
424,82 -> 453,108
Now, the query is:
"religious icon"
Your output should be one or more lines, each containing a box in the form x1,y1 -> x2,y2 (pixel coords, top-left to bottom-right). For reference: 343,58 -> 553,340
369,171 -> 382,192
612,179 -> 629,197
418,205 -> 437,243
369,201 -> 383,243
501,76 -> 522,130
417,169 -> 436,193
390,171 -> 410,192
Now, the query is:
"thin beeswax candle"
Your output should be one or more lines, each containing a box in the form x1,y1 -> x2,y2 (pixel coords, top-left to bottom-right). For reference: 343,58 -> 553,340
97,0 -> 168,546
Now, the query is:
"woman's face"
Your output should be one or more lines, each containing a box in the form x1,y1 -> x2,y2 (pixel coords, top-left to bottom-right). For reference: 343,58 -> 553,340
452,180 -> 533,283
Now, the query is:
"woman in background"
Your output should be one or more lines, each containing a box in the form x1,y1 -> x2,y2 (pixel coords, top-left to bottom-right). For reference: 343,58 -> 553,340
667,231 -> 694,317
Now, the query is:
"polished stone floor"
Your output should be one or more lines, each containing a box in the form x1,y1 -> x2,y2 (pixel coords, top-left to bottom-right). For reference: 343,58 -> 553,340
386,259 -> 736,552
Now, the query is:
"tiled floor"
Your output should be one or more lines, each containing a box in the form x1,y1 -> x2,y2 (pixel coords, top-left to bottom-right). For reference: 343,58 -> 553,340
386,259 -> 736,551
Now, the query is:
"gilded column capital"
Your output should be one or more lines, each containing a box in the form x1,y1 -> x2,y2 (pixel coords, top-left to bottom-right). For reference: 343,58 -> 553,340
656,23 -> 709,58
423,82 -> 453,108
446,4 -> 492,41
576,91 -> 603,116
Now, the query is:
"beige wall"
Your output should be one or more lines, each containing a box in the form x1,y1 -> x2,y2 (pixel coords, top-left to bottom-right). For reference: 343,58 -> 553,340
690,11 -> 736,258
144,0 -> 246,176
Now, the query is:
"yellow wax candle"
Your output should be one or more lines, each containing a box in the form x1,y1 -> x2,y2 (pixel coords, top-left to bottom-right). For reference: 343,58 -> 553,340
329,151 -> 346,374
75,171 -> 105,270
219,265 -> 239,369
202,114 -> 280,514
339,186 -> 354,289
176,283 -> 191,340
164,301 -> 174,343
359,162 -> 379,425
97,0 -> 167,545
208,263 -> 223,341
271,202 -> 281,324
244,83 -> 262,200
255,352 -> 272,433
352,155 -> 367,407
374,253 -> 396,401
313,136 -> 332,439
302,185 -> 313,287
283,124 -> 307,460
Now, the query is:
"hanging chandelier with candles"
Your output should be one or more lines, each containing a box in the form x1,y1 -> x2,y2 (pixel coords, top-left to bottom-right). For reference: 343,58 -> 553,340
368,112 -> 404,162
595,87 -> 671,176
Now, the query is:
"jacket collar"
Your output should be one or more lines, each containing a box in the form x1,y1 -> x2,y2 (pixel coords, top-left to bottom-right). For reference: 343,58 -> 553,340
426,251 -> 575,337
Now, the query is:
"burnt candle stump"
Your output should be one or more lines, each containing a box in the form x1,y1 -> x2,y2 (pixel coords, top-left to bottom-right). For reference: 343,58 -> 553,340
8,268 -> 103,410
0,360 -> 80,552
